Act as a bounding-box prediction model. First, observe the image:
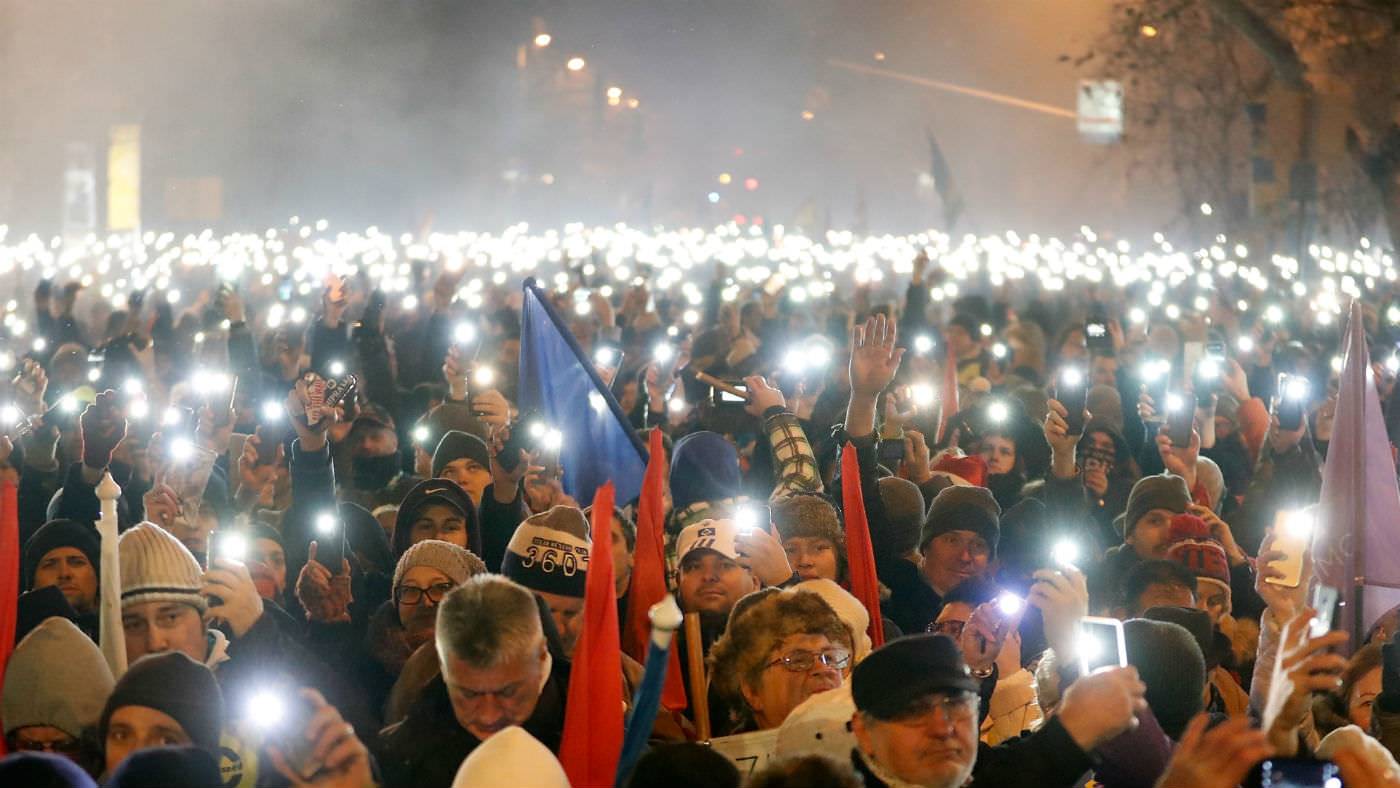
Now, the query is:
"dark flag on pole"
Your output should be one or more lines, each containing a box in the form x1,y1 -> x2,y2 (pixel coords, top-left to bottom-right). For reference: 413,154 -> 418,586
519,278 -> 648,505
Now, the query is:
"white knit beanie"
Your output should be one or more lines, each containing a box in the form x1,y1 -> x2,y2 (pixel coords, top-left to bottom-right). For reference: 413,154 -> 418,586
794,579 -> 872,663
119,521 -> 207,612
451,726 -> 569,788
392,539 -> 487,591
2,616 -> 115,736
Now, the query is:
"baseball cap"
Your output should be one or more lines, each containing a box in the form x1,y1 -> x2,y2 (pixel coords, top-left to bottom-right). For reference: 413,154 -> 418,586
675,519 -> 742,563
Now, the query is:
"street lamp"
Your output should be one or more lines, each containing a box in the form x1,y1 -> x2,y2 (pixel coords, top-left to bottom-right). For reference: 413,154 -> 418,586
534,33 -> 552,47
566,56 -> 586,71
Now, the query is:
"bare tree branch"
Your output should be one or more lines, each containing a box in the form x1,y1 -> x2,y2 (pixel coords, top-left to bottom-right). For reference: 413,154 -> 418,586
1205,0 -> 1311,89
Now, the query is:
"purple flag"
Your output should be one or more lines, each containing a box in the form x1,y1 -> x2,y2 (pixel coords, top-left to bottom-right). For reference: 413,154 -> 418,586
1314,300 -> 1400,646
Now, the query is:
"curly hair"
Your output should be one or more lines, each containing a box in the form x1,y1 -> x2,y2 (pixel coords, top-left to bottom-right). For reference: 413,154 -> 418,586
707,588 -> 853,731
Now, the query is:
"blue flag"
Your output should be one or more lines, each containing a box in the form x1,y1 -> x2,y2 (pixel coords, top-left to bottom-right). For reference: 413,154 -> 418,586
518,278 -> 648,505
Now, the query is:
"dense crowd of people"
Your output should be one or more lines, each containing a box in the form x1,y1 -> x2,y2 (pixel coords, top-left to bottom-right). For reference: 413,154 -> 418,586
1,223 -> 1399,788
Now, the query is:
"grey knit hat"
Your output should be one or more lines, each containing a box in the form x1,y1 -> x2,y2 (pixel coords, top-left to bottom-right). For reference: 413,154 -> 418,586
501,506 -> 591,598
1119,474 -> 1192,539
2,617 -> 114,737
392,539 -> 487,592
919,486 -> 1001,554
119,522 -> 206,612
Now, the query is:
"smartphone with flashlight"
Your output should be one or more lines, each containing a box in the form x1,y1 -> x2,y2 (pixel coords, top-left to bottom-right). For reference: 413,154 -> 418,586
1309,584 -> 1339,638
1194,356 -> 1222,407
212,530 -> 249,565
734,505 -> 771,534
495,414 -> 533,474
1055,367 -> 1089,436
1077,616 -> 1128,675
1266,509 -> 1314,588
1085,314 -> 1112,355
1274,373 -> 1309,431
1166,391 -> 1194,447
1140,359 -> 1171,423
878,438 -> 907,464
1252,757 -> 1340,788
711,382 -> 750,407
313,511 -> 346,569
246,690 -> 319,779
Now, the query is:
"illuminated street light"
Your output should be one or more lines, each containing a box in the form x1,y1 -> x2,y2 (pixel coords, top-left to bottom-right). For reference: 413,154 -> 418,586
566,56 -> 586,72
534,33 -> 552,47
1140,24 -> 1159,37
606,86 -> 622,100
627,97 -> 640,109
718,173 -> 732,185
801,110 -> 815,121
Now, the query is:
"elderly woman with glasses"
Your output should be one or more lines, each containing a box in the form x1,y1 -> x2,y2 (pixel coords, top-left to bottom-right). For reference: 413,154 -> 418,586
391,540 -> 488,656
707,587 -> 855,734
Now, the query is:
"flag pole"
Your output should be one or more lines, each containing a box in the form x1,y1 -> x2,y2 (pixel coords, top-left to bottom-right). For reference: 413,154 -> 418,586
97,471 -> 127,677
683,612 -> 711,741
616,594 -> 683,783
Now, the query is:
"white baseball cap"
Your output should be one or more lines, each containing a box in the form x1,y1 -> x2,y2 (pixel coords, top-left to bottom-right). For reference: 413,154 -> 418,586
675,518 -> 742,563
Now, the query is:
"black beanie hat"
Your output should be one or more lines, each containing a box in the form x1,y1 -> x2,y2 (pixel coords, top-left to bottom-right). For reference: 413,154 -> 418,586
100,652 -> 225,756
391,478 -> 482,559
340,501 -> 393,575
920,486 -> 1001,554
875,477 -> 925,557
431,430 -> 491,479
1123,618 -> 1206,739
1120,474 -> 1192,539
22,519 -> 100,591
0,751 -> 97,788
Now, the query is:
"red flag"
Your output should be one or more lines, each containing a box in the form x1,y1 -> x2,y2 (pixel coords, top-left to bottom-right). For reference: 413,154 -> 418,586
936,345 -> 960,444
841,443 -> 885,648
622,429 -> 688,711
560,483 -> 625,787
0,480 -> 19,749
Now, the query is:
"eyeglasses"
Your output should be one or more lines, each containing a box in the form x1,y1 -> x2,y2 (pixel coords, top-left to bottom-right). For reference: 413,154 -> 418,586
13,736 -> 81,755
766,647 -> 851,673
1079,448 -> 1116,471
889,691 -> 979,724
928,619 -> 966,640
394,581 -> 455,606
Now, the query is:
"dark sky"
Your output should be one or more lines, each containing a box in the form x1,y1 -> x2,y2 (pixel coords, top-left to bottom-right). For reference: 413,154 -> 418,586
0,0 -> 1164,236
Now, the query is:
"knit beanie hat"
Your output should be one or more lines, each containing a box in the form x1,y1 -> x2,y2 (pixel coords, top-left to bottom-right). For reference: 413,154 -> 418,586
772,496 -> 844,547
22,519 -> 100,591
451,726 -> 569,788
1120,474 -> 1192,540
670,431 -> 740,512
930,454 -> 987,488
100,652 -> 224,756
105,746 -> 221,788
431,430 -> 491,479
501,506 -> 591,598
1123,618 -> 1206,739
118,522 -> 207,613
794,579 -> 872,662
0,752 -> 97,788
1164,514 -> 1231,597
875,476 -> 925,557
1196,457 -> 1225,512
392,539 -> 486,591
2,617 -> 114,737
391,478 -> 482,560
1215,393 -> 1241,426
920,486 -> 1001,554
14,586 -> 80,644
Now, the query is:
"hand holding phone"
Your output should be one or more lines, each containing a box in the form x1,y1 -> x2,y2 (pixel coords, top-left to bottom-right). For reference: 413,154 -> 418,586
1165,391 -> 1194,447
1055,367 -> 1089,436
1265,510 -> 1315,588
1077,616 -> 1128,675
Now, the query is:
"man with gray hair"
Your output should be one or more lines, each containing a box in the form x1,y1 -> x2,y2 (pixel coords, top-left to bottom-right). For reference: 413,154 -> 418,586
376,574 -> 571,788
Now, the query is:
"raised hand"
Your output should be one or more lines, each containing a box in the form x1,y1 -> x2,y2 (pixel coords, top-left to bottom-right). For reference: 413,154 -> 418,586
742,375 -> 785,417
848,314 -> 905,399
1153,715 -> 1272,788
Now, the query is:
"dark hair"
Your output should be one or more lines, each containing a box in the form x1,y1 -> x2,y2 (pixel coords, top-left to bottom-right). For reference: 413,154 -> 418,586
624,742 -> 740,788
1121,559 -> 1198,614
747,756 -> 862,788
942,576 -> 1003,608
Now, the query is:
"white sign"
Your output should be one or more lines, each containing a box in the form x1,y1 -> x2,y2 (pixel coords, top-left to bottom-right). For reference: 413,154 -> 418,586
1077,80 -> 1124,143
709,729 -> 779,777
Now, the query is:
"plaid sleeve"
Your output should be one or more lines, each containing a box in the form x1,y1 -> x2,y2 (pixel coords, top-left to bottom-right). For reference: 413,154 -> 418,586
765,410 -> 824,501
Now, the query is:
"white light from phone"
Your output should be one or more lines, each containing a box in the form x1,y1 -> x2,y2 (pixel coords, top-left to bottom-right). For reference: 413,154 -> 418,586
997,592 -> 1024,616
128,399 -> 149,420
653,343 -> 675,364
473,366 -> 496,388
316,512 -> 337,536
453,323 -> 475,345
412,425 -> 430,444
987,401 -> 1009,423
219,532 -> 248,562
0,404 -> 18,425
1052,540 -> 1079,567
1284,510 -> 1315,540
735,507 -> 760,533
1165,393 -> 1184,413
1236,336 -> 1254,354
327,360 -> 346,377
992,342 -> 1007,360
542,428 -> 563,452
1284,377 -> 1309,401
246,691 -> 284,730
58,395 -> 78,414
1197,358 -> 1220,380
170,438 -> 194,462
594,347 -> 617,367
261,401 -> 282,421
911,382 -> 936,408
914,335 -> 935,355
1061,368 -> 1083,388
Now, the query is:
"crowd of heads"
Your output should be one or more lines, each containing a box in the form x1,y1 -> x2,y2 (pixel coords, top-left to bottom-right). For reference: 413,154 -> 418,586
0,223 -> 1398,787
